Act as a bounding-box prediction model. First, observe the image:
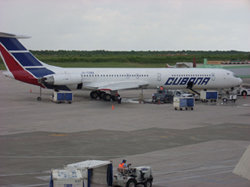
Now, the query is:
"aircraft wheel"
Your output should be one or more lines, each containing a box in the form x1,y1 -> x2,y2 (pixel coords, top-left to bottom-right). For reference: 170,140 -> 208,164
37,97 -> 41,101
144,179 -> 152,187
126,179 -> 137,187
104,93 -> 111,101
90,91 -> 98,99
99,91 -> 106,99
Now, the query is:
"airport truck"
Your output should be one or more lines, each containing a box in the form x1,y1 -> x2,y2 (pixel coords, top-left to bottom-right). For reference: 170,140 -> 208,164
236,84 -> 250,96
152,87 -> 174,103
113,165 -> 153,187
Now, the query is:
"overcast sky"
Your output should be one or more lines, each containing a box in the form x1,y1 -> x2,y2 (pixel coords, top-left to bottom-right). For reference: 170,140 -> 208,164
1,0 -> 250,51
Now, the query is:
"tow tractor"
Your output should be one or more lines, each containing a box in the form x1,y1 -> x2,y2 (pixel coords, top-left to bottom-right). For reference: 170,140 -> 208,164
152,87 -> 174,103
113,164 -> 153,187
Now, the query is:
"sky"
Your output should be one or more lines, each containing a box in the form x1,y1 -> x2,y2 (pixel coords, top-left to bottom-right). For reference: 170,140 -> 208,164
0,0 -> 250,51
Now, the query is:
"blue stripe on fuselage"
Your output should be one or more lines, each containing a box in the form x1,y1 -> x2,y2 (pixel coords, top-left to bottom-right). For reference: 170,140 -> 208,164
26,68 -> 54,78
26,68 -> 70,91
12,52 -> 43,66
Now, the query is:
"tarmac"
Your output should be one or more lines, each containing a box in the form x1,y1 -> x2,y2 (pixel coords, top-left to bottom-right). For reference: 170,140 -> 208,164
0,71 -> 250,187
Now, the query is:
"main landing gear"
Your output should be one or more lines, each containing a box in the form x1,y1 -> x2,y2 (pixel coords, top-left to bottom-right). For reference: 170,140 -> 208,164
90,90 -> 121,103
37,86 -> 42,101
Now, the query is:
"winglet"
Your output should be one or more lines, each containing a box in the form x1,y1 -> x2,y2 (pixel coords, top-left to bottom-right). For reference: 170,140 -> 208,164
0,32 -> 31,39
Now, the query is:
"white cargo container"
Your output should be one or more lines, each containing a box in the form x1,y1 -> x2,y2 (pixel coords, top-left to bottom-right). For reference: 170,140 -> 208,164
173,97 -> 194,110
65,160 -> 113,187
50,169 -> 83,187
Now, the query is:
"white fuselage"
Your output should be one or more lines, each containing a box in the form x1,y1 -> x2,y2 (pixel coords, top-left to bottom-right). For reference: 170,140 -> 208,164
46,65 -> 242,91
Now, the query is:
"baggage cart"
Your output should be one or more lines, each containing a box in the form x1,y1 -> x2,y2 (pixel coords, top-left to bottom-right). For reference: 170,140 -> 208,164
200,90 -> 218,102
53,91 -> 73,104
173,97 -> 194,110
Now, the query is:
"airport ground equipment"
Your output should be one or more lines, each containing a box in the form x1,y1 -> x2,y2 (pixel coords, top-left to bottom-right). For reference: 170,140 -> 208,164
236,84 -> 250,96
65,160 -> 113,187
50,169 -> 83,187
222,94 -> 237,103
173,96 -> 194,110
52,91 -> 73,104
113,165 -> 153,187
200,90 -> 218,102
152,87 -> 174,103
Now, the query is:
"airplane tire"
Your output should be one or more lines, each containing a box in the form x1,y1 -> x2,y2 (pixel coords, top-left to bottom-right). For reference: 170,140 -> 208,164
90,91 -> 98,99
126,179 -> 137,187
144,179 -> 152,187
37,97 -> 41,101
99,91 -> 106,99
222,98 -> 228,103
104,94 -> 111,101
242,91 -> 247,96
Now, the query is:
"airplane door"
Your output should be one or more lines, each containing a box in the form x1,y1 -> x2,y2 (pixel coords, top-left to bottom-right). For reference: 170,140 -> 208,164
157,73 -> 161,81
211,73 -> 215,81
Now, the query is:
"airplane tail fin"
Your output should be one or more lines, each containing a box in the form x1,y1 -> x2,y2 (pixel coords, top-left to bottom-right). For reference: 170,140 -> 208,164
0,32 -> 54,86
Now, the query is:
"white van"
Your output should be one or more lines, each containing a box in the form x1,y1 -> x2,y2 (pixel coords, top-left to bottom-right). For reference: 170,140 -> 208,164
237,84 -> 250,96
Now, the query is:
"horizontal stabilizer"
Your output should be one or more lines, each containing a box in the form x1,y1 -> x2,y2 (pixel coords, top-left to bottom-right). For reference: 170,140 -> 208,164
0,32 -> 30,39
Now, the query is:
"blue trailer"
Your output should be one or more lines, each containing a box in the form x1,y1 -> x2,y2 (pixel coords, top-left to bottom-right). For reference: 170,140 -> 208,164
53,91 -> 73,104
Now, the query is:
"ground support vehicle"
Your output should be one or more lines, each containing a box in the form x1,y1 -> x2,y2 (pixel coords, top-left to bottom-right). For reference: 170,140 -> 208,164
236,84 -> 250,96
50,160 -> 153,187
173,96 -> 194,110
152,88 -> 174,104
113,166 -> 153,187
200,90 -> 218,103
222,94 -> 237,103
52,91 -> 73,104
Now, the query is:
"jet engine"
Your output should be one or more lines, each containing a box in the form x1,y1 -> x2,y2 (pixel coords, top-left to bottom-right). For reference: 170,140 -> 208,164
42,74 -> 82,85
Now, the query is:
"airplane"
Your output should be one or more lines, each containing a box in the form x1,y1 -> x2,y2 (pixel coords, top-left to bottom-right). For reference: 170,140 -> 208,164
0,32 -> 242,102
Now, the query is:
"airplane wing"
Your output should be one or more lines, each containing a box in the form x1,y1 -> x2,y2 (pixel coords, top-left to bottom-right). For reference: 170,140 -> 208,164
83,80 -> 149,91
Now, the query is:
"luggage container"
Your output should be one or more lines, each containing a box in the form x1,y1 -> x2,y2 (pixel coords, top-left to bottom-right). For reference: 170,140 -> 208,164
200,90 -> 218,102
50,169 -> 83,187
53,91 -> 73,104
173,97 -> 194,110
65,160 -> 113,187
